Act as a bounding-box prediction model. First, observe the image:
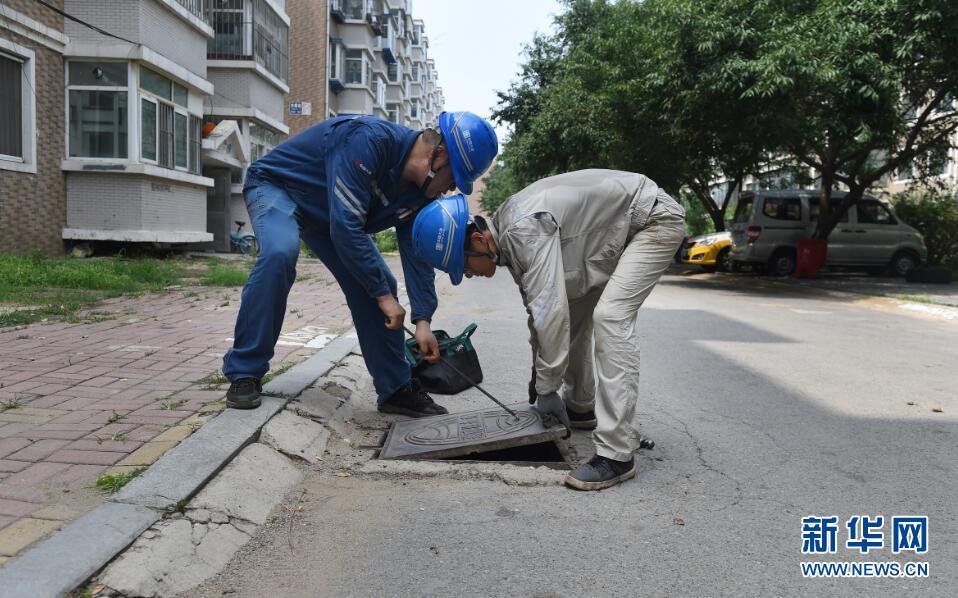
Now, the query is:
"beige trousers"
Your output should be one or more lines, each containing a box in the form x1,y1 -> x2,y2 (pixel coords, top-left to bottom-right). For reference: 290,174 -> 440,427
561,191 -> 686,461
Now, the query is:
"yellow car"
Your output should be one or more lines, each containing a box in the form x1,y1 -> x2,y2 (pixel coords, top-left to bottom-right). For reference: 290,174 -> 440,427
680,231 -> 733,272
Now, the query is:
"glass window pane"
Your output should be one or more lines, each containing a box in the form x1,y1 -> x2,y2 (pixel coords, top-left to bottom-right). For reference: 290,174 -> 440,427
140,67 -> 172,100
69,61 -> 127,86
0,54 -> 23,158
141,98 -> 156,161
345,0 -> 365,19
173,83 -> 188,107
345,50 -> 363,84
174,112 -> 188,168
69,90 -> 128,158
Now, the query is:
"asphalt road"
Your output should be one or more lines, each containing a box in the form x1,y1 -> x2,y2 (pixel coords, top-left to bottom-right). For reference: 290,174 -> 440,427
193,268 -> 957,597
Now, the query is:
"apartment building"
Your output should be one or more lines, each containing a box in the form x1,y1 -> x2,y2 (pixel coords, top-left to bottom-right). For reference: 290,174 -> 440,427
59,0 -> 215,245
325,0 -> 443,128
0,0 -> 68,254
203,0 -> 291,251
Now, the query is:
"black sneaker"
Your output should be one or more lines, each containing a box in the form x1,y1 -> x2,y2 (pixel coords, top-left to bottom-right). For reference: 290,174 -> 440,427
564,454 -> 636,491
378,380 -> 449,418
567,406 -> 598,430
226,378 -> 262,409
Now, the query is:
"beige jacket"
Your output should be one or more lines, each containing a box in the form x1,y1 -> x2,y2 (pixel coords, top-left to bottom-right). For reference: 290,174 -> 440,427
489,169 -> 667,394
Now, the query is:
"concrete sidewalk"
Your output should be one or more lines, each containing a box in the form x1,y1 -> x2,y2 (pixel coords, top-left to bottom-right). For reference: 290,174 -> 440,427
0,255 -> 354,563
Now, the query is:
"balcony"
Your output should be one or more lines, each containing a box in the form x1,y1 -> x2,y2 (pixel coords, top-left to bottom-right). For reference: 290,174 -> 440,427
206,0 -> 289,83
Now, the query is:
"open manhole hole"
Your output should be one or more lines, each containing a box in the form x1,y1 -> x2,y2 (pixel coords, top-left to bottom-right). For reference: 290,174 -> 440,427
378,403 -> 570,469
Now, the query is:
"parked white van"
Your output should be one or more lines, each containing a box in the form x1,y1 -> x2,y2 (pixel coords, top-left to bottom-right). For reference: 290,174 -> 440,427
729,190 -> 927,276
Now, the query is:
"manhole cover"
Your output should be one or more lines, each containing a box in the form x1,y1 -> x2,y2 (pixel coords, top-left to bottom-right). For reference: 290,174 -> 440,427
379,403 -> 567,461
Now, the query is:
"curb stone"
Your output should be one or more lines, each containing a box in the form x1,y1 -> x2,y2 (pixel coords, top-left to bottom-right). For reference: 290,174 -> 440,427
0,328 -> 359,598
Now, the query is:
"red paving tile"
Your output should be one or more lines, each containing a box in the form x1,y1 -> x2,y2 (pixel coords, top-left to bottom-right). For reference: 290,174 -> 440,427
0,256 -> 358,552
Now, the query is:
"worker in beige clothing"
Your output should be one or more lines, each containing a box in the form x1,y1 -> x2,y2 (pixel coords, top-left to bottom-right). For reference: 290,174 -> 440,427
412,169 -> 685,490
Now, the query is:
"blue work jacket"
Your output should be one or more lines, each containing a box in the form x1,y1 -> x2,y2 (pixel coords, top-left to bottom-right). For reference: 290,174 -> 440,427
247,116 -> 437,322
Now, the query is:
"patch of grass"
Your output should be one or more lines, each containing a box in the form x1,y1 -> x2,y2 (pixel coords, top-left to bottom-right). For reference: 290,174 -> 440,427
108,411 -> 125,423
198,371 -> 228,389
261,361 -> 295,385
166,498 -> 189,515
95,431 -> 128,444
93,467 -> 146,493
0,253 -> 262,327
160,399 -> 186,411
200,264 -> 249,287
0,397 -> 24,411
0,252 -> 182,327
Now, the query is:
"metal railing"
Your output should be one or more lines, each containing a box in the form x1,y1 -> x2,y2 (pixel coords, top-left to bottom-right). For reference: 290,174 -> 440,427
175,0 -> 209,22
206,0 -> 288,82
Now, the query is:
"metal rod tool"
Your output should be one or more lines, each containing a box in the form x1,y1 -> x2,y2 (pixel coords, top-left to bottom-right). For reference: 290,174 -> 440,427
403,326 -> 519,420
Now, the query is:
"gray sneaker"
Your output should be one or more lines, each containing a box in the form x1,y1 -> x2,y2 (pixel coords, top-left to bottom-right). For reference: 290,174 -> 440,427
564,454 -> 635,491
226,378 -> 262,409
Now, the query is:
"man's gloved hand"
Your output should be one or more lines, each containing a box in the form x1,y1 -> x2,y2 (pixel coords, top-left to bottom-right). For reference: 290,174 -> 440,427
534,391 -> 571,437
528,366 -> 537,404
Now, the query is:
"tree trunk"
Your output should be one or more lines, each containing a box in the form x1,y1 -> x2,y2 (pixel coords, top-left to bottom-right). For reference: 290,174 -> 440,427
812,172 -> 834,240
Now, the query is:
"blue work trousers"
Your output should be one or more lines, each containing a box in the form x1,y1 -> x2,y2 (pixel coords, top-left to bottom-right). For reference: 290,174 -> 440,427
222,178 -> 410,403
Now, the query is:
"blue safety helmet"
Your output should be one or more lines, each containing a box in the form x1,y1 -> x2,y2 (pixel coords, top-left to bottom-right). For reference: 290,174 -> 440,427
438,111 -> 498,195
412,194 -> 470,285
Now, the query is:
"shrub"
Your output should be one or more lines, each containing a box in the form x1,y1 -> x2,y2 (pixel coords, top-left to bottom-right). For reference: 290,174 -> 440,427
893,189 -> 958,273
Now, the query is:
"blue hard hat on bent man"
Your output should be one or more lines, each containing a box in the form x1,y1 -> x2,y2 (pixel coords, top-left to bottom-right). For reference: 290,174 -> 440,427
437,112 -> 498,194
412,194 -> 470,285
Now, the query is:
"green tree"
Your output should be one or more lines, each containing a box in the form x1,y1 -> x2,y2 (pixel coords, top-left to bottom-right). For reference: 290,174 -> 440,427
742,0 -> 958,238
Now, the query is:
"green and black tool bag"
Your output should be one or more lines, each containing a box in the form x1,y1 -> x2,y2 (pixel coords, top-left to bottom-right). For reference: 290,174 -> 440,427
404,323 -> 483,395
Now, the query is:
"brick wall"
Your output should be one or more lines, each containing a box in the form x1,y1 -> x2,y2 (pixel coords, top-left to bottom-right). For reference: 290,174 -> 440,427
284,0 -> 328,137
0,23 -> 67,255
4,0 -> 64,32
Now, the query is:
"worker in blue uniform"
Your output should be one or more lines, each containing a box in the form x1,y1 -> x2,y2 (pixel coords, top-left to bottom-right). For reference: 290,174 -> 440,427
222,111 -> 498,416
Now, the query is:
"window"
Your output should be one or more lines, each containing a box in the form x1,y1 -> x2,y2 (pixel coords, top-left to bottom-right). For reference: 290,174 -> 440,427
809,197 -> 849,223
344,0 -> 366,19
857,201 -> 895,225
411,64 -> 419,81
0,53 -> 24,160
761,197 -> 801,221
345,49 -> 366,85
329,44 -> 342,80
732,197 -> 754,224
174,112 -> 188,169
141,98 -> 157,162
68,61 -> 129,159
387,62 -> 399,83
207,0 -> 245,57
373,76 -> 386,107
139,66 -> 193,170
410,98 -> 419,118
141,68 -> 172,100
386,102 -> 400,124
249,122 -> 280,162
206,0 -> 288,83
252,0 -> 288,82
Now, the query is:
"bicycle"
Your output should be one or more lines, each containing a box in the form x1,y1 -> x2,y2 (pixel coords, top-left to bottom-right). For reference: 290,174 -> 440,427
230,221 -> 259,255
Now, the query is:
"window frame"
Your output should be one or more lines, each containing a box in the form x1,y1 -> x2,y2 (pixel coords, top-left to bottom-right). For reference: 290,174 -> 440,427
140,95 -> 159,165
137,65 -> 193,172
66,60 -> 132,161
344,48 -> 369,87
0,42 -> 37,173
